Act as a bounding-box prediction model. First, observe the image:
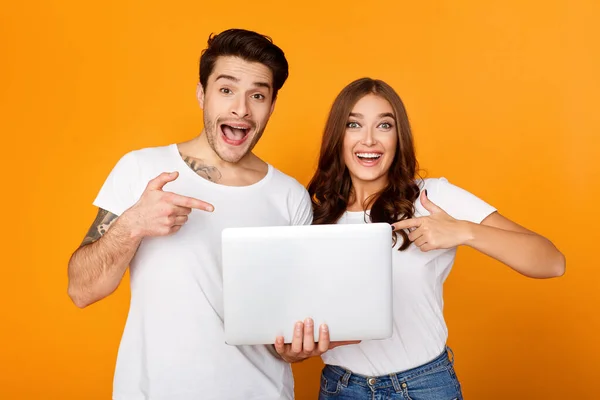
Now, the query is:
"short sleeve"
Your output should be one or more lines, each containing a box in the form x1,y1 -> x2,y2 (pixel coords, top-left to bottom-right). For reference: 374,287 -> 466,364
416,177 -> 497,224
290,187 -> 314,226
92,151 -> 141,216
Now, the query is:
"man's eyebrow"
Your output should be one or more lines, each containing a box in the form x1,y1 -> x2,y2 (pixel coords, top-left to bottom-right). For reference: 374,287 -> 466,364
215,74 -> 239,83
253,81 -> 272,90
214,75 -> 271,91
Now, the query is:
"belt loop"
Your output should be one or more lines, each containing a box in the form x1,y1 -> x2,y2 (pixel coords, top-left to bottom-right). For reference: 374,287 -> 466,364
390,373 -> 402,393
446,345 -> 455,366
341,370 -> 351,387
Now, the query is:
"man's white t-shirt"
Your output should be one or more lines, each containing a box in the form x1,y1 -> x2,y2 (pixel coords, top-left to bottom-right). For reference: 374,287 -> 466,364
321,177 -> 496,376
93,144 -> 313,400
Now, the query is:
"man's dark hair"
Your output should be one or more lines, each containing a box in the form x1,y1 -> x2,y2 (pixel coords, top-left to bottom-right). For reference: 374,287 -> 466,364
199,28 -> 289,100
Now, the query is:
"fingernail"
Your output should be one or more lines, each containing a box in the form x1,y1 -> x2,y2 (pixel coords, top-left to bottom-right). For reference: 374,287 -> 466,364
207,205 -> 214,212
295,322 -> 303,333
305,318 -> 313,326
322,324 -> 329,333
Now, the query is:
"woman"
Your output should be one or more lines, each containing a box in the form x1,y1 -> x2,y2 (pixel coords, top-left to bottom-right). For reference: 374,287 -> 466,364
307,77 -> 565,399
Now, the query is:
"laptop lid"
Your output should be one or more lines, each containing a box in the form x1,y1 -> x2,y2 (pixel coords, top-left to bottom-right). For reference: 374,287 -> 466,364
221,222 -> 393,345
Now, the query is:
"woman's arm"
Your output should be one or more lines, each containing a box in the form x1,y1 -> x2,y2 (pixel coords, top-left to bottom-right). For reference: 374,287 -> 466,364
392,190 -> 565,279
462,211 -> 565,278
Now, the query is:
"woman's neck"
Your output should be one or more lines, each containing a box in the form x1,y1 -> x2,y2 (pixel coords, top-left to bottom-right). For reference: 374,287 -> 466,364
347,177 -> 388,212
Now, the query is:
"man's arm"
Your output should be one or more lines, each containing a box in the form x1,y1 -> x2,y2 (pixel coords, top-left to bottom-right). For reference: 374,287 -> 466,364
67,171 -> 215,309
79,208 -> 118,247
67,208 -> 142,308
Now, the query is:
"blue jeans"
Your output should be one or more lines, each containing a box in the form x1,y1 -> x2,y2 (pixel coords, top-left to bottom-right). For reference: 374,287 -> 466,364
318,347 -> 463,400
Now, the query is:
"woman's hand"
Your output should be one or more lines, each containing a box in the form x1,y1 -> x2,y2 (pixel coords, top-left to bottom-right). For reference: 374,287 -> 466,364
392,190 -> 470,251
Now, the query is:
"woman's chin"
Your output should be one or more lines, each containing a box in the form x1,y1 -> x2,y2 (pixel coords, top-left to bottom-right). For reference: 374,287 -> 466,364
348,169 -> 388,184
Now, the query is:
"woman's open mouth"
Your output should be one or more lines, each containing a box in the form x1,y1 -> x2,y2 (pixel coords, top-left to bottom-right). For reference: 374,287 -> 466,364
355,152 -> 382,167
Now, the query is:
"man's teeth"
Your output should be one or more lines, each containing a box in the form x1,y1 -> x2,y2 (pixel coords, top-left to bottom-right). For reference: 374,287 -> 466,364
224,124 -> 249,131
356,153 -> 382,159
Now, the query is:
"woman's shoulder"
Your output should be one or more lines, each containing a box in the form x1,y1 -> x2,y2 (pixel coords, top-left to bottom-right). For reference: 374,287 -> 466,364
414,176 -> 450,192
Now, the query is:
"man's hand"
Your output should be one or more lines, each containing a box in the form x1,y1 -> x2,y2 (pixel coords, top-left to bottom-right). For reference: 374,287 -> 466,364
274,318 -> 360,363
121,171 -> 214,239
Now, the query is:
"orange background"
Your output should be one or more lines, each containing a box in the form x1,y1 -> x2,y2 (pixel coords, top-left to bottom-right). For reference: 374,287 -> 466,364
2,1 -> 599,399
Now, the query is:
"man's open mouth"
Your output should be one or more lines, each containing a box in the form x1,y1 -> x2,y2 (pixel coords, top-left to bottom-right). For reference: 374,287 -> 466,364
220,123 -> 252,146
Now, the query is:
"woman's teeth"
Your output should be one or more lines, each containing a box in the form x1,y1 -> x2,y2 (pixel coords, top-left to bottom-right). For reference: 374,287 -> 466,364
356,153 -> 382,160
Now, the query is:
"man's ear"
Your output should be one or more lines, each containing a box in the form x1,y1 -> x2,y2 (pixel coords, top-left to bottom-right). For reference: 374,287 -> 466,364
269,96 -> 277,117
196,83 -> 205,109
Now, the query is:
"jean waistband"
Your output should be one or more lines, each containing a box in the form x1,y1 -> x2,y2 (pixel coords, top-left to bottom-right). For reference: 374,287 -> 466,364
324,346 -> 454,390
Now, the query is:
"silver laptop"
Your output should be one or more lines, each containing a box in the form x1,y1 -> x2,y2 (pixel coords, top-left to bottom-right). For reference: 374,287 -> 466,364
221,222 -> 393,345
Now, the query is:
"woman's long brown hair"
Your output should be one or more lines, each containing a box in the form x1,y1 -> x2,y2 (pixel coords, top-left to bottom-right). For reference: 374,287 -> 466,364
307,78 -> 421,251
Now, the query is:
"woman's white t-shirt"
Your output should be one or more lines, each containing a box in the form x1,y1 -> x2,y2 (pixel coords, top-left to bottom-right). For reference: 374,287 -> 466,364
320,177 -> 496,376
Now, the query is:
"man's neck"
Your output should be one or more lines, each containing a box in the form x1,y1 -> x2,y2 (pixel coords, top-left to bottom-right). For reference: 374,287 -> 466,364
176,132 -> 267,186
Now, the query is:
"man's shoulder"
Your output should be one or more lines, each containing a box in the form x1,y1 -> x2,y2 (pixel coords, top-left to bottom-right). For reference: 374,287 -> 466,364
110,143 -> 176,173
267,165 -> 308,194
122,143 -> 175,161
266,165 -> 313,224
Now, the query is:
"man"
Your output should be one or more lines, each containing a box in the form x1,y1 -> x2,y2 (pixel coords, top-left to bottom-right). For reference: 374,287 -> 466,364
68,28 -> 338,400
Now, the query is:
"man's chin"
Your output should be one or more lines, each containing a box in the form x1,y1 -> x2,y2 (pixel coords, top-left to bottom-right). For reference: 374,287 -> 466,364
206,128 -> 260,164
215,145 -> 249,164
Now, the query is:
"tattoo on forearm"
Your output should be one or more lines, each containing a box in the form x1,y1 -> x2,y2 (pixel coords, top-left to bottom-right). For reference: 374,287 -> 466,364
80,208 -> 118,247
179,152 -> 222,182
